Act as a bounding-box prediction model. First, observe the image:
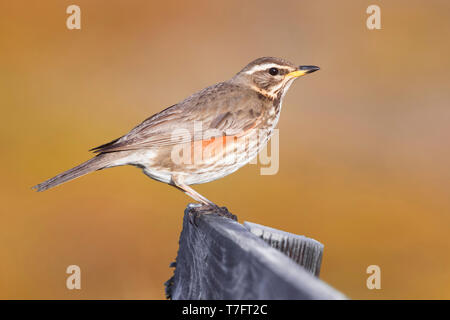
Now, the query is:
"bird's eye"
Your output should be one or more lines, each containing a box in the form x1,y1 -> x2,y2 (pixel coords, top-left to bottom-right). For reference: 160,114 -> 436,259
268,67 -> 279,76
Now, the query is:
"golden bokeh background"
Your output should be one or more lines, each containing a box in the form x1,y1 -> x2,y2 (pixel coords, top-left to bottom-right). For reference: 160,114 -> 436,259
1,0 -> 449,299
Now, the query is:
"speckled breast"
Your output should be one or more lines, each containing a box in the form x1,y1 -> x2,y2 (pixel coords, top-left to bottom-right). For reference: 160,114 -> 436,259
143,98 -> 282,186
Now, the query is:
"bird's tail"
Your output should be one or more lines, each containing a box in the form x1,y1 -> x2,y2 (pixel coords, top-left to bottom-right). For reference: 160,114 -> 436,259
32,154 -> 113,192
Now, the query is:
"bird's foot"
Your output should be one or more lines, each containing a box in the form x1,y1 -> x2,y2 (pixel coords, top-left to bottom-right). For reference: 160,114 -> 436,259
187,203 -> 237,226
187,203 -> 205,227
214,205 -> 238,221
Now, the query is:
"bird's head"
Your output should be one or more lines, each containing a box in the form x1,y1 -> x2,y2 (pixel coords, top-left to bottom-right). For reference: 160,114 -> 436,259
232,57 -> 319,99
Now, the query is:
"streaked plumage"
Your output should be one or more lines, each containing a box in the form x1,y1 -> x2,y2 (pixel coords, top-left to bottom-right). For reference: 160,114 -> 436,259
33,57 -> 319,215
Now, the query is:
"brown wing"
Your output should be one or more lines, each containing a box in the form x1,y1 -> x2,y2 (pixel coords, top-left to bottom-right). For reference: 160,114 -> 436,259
91,82 -> 264,154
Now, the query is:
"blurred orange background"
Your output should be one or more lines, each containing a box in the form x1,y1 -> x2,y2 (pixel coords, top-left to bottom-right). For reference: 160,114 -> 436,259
1,0 -> 449,299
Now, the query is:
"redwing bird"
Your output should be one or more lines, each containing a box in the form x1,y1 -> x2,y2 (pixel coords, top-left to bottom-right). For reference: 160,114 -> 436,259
33,57 -> 319,217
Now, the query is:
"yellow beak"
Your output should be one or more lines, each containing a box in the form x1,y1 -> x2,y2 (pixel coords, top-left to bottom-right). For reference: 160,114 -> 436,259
286,65 -> 320,78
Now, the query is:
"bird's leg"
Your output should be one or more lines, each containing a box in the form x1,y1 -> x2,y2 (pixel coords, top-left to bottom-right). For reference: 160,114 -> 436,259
171,175 -> 237,222
171,176 -> 217,226
171,175 -> 215,206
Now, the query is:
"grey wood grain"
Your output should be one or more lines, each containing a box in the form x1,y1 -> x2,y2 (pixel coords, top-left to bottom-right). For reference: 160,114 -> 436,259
243,222 -> 323,277
165,204 -> 346,300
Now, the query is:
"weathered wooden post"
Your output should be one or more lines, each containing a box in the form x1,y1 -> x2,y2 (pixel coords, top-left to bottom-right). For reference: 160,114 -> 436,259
165,204 -> 346,300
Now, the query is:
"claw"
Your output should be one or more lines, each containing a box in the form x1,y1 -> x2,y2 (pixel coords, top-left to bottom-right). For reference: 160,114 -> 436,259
216,206 -> 238,221
187,203 -> 238,226
188,208 -> 202,227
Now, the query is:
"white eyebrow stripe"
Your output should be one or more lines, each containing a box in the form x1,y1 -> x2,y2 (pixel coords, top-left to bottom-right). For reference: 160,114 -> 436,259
244,63 -> 290,74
